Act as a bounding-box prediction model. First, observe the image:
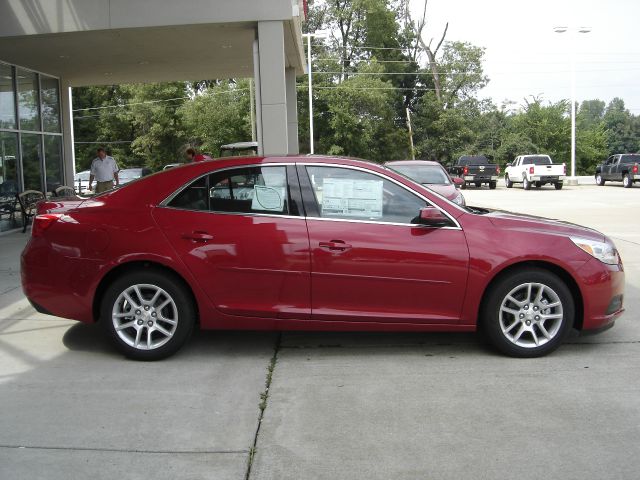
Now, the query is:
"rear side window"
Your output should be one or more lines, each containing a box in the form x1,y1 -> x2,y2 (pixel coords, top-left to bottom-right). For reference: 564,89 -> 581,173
167,166 -> 293,216
621,155 -> 640,164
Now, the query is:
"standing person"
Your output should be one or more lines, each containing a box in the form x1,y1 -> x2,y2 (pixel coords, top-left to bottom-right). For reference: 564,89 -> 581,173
89,148 -> 119,193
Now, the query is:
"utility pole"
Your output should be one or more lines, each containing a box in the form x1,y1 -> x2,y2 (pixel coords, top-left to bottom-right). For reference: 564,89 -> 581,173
406,108 -> 415,160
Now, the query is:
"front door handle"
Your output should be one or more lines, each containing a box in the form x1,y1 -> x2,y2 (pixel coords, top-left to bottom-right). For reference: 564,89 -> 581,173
319,240 -> 352,252
181,231 -> 214,242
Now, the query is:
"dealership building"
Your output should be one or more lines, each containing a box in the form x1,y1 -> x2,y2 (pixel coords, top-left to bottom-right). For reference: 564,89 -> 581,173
0,0 -> 306,231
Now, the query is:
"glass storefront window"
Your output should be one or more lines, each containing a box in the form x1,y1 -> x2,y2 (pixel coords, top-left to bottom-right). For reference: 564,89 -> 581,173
44,135 -> 63,192
0,63 -> 16,129
0,132 -> 19,197
21,134 -> 43,191
17,69 -> 40,131
41,75 -> 61,133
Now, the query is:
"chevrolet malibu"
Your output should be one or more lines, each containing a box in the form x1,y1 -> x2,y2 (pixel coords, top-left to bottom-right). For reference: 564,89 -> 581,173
21,156 -> 625,360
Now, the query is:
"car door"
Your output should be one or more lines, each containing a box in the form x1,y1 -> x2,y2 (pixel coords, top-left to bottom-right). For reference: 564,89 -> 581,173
299,164 -> 469,324
603,156 -> 614,179
153,164 -> 311,319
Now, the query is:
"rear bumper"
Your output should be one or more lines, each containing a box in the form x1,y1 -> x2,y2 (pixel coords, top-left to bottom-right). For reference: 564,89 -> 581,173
530,175 -> 565,182
464,176 -> 499,181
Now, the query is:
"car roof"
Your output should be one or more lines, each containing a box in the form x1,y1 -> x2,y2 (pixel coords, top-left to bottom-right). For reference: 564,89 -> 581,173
385,160 -> 442,167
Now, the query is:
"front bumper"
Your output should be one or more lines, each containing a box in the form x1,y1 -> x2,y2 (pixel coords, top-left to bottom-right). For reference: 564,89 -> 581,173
577,257 -> 625,331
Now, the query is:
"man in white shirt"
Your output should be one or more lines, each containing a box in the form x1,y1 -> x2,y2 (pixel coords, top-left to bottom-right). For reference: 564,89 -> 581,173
89,148 -> 119,193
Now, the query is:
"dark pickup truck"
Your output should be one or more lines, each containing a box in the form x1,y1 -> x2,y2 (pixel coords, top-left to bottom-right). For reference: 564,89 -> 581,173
595,154 -> 640,188
448,155 -> 500,189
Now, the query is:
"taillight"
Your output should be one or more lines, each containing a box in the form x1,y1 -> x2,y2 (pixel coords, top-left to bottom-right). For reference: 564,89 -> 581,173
633,165 -> 638,174
463,166 -> 468,175
529,166 -> 534,174
496,166 -> 501,174
32,214 -> 62,237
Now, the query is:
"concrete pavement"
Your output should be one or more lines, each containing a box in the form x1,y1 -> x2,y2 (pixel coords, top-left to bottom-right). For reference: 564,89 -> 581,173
1,184 -> 639,479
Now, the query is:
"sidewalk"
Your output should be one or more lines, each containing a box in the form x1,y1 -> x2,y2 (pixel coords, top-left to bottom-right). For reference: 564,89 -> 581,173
0,230 -> 30,315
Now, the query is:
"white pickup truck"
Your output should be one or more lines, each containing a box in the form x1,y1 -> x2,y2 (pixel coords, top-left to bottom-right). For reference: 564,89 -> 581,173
505,155 -> 566,190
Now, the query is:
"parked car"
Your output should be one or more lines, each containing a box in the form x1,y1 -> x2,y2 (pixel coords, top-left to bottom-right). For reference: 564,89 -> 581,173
73,170 -> 92,195
220,141 -> 258,157
505,155 -> 566,190
22,156 -> 624,360
118,167 -> 152,185
595,154 -> 640,188
448,155 -> 500,189
385,160 -> 466,206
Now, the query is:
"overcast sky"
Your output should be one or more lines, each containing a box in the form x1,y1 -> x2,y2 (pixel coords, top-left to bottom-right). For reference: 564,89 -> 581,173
409,0 -> 640,113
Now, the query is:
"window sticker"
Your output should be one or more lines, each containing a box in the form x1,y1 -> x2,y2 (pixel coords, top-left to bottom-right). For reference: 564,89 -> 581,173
252,185 -> 286,211
321,178 -> 383,218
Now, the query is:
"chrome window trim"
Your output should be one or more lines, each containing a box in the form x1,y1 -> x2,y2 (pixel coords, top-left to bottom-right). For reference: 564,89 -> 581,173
300,162 -> 462,230
159,162 -> 294,208
158,161 -> 462,230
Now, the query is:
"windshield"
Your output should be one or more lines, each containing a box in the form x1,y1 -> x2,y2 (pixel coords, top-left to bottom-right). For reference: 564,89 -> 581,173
390,164 -> 451,185
522,156 -> 552,165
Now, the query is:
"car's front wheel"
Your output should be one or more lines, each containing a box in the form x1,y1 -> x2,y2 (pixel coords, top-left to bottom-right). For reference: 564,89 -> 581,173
482,268 -> 574,357
101,270 -> 195,360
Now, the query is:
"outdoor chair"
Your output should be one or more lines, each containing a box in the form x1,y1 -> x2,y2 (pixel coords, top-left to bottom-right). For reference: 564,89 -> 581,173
16,190 -> 45,233
53,185 -> 76,198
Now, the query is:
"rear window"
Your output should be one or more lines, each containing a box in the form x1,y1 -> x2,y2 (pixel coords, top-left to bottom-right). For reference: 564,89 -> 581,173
390,164 -> 451,185
457,156 -> 488,166
522,156 -> 552,165
620,155 -> 640,164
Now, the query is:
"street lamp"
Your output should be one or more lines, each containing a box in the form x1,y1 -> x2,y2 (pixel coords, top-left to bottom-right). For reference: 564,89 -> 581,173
302,30 -> 329,154
554,26 -> 592,184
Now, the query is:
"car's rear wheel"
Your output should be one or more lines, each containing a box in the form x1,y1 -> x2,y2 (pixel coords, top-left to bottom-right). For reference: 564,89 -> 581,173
482,268 -> 574,357
623,174 -> 632,188
474,181 -> 482,188
523,177 -> 532,190
489,181 -> 497,189
595,174 -> 605,186
101,270 -> 195,360
554,182 -> 563,190
460,181 -> 467,190
505,175 -> 513,188
535,181 -> 542,188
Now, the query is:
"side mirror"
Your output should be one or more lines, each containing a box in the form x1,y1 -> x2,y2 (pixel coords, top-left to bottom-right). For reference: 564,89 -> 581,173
452,177 -> 464,188
418,207 -> 450,227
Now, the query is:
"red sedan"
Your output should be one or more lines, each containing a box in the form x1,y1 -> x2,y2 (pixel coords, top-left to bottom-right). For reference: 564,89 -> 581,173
21,156 -> 625,360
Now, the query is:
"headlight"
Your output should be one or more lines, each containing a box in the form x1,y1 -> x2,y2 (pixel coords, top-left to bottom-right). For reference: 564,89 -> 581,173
570,237 -> 620,265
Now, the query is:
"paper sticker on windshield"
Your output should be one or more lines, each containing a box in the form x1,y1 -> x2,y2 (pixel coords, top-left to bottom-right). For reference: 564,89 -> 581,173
321,178 -> 383,218
252,186 -> 285,211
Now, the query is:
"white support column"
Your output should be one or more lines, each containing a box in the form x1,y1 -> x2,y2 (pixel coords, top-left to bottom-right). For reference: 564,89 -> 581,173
60,81 -> 75,186
285,67 -> 299,155
256,21 -> 288,155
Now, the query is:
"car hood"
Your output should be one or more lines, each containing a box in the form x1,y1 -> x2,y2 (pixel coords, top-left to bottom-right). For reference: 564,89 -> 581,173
485,209 -> 606,242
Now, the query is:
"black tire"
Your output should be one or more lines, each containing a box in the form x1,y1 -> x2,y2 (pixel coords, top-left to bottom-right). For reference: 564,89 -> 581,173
481,268 -> 574,357
535,182 -> 542,188
595,173 -> 605,186
523,177 -> 532,190
554,182 -> 563,190
623,174 -> 632,188
460,181 -> 467,190
474,181 -> 482,188
505,175 -> 513,188
101,270 -> 195,360
489,181 -> 497,190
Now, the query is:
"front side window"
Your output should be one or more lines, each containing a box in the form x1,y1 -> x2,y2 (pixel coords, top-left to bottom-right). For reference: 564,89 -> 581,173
168,166 -> 291,215
305,166 -> 426,224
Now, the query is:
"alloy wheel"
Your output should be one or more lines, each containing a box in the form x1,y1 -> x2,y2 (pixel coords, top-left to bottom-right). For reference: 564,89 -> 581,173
111,283 -> 178,350
498,282 -> 564,348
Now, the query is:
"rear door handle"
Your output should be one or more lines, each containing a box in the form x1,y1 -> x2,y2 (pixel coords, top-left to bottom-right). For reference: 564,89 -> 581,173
319,240 -> 352,252
181,231 -> 214,242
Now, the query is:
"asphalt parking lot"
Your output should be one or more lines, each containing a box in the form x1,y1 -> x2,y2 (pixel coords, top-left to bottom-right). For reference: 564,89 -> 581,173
1,182 -> 639,480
